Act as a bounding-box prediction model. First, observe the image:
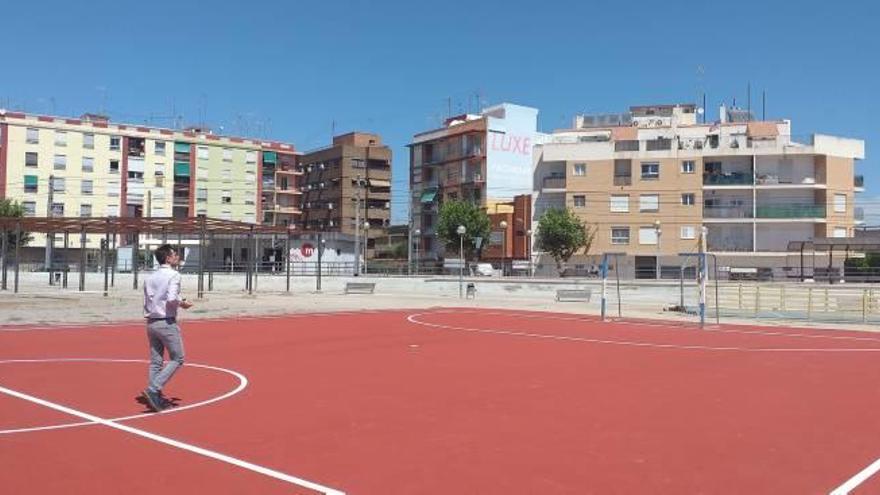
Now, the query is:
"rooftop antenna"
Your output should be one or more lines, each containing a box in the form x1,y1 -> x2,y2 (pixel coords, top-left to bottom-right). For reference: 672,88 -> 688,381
331,119 -> 336,140
762,90 -> 766,120
747,82 -> 751,121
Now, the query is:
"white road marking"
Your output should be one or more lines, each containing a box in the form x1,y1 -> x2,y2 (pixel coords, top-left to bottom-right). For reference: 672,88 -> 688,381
829,457 -> 880,494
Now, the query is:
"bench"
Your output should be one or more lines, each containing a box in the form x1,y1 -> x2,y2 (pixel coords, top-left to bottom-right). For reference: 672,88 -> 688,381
344,282 -> 376,294
556,289 -> 592,302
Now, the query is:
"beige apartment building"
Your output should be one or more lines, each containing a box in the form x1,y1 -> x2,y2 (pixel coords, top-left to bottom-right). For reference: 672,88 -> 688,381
533,103 -> 865,278
0,110 -> 302,261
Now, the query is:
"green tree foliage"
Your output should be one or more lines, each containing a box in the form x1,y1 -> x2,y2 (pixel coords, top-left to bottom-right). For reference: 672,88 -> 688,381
535,207 -> 595,276
436,200 -> 491,260
0,199 -> 32,253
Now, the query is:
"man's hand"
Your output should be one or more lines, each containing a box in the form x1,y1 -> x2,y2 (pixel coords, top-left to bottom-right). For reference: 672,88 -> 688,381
180,299 -> 194,309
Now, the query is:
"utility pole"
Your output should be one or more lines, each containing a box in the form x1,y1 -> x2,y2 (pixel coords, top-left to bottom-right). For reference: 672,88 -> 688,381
353,173 -> 362,276
46,174 -> 55,276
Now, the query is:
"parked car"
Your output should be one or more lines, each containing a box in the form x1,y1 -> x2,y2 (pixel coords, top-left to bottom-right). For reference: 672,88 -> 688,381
474,263 -> 495,276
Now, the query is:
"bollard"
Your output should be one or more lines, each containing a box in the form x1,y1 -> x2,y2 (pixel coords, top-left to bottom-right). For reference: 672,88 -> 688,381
807,287 -> 813,319
754,285 -> 761,316
738,284 -> 743,310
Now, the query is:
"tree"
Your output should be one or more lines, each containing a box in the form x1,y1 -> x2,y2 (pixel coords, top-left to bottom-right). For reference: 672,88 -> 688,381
535,207 -> 595,276
436,200 -> 491,260
0,199 -> 32,262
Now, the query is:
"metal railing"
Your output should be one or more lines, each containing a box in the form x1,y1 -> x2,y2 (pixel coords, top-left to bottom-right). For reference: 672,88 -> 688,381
756,204 -> 825,219
703,173 -> 754,186
542,176 -> 566,190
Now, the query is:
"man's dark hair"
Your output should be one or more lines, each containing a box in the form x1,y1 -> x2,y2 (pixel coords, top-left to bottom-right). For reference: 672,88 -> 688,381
154,244 -> 176,265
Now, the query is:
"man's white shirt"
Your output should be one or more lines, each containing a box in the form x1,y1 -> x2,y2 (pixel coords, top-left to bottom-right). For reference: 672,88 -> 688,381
143,265 -> 182,319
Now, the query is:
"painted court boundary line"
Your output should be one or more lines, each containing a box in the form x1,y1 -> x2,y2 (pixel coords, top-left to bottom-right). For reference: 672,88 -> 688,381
0,385 -> 345,495
830,458 -> 880,495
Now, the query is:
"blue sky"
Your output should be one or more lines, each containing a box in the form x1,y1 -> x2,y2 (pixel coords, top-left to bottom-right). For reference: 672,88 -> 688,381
2,0 -> 878,223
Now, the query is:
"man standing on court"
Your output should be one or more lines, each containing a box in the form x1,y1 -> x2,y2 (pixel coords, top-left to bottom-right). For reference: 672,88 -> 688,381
142,244 -> 193,412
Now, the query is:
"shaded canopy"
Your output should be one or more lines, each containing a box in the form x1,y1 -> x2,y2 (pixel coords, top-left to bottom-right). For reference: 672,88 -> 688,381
0,216 -> 305,235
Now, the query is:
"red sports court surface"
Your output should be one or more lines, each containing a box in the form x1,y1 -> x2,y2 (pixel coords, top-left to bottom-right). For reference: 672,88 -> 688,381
3,308 -> 880,494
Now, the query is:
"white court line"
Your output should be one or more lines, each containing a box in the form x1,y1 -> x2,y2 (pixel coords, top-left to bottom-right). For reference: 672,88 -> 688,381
424,309 -> 880,344
0,358 -> 248,435
406,313 -> 880,353
0,384 -> 345,495
829,458 -> 880,494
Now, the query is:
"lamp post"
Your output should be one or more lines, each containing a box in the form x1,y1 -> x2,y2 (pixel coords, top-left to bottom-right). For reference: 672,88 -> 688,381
499,220 -> 508,277
362,220 -> 370,275
414,228 -> 421,275
526,228 -> 533,277
653,220 -> 662,280
457,225 -> 466,298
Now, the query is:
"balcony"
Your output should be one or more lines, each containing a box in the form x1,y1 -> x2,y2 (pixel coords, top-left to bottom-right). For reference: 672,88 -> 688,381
856,207 -> 866,223
703,172 -> 754,186
855,175 -> 865,190
542,176 -> 566,192
756,204 -> 826,219
614,140 -> 640,152
613,175 -> 632,186
645,138 -> 672,151
704,206 -> 753,219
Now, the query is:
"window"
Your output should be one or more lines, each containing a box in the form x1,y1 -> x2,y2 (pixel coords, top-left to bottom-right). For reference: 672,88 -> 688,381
50,202 -> 64,217
82,156 -> 94,172
244,213 -> 256,224
128,171 -> 143,180
834,193 -> 847,213
573,195 -> 586,207
220,210 -> 232,221
53,154 -> 67,170
105,205 -> 119,217
196,188 -> 208,202
641,162 -> 659,180
222,169 -> 232,181
55,131 -> 67,146
25,152 -> 38,167
681,193 -> 695,206
573,163 -> 586,176
83,133 -> 95,149
196,166 -> 209,180
833,227 -> 848,238
680,226 -> 696,239
222,148 -> 233,162
109,136 -> 121,151
611,227 -> 630,245
81,180 -> 94,195
222,190 -> 232,204
244,197 -> 255,206
154,141 -> 166,156
107,181 -> 120,197
51,177 -> 65,194
639,194 -> 659,212
245,151 -> 257,164
110,160 -> 119,174
639,226 -> 659,245
197,147 -> 210,160
681,160 -> 695,174
24,175 -> 38,193
80,204 -> 92,218
610,194 -> 629,212
245,171 -> 255,183
22,201 -> 36,217
26,128 -> 39,144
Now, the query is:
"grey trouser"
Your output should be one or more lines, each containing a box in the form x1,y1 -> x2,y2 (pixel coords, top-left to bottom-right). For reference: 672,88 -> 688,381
146,319 -> 185,393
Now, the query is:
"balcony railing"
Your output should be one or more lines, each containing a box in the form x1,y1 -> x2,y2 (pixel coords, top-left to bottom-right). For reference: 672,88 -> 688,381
855,175 -> 865,188
703,172 -> 754,186
613,175 -> 632,186
614,140 -> 640,152
542,176 -> 566,190
704,206 -> 753,219
645,138 -> 672,151
856,207 -> 865,221
756,204 -> 826,219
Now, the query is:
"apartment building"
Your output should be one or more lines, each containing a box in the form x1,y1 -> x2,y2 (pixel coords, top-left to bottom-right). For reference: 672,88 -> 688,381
298,132 -> 392,256
0,110 -> 301,258
533,103 -> 865,278
409,103 -> 538,260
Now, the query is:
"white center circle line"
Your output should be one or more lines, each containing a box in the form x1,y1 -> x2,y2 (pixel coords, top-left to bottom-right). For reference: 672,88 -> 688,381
0,358 -> 248,435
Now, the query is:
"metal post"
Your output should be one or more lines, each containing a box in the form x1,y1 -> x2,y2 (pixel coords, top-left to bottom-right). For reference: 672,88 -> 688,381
208,232 -> 214,292
285,229 -> 291,293
132,231 -> 140,290
600,254 -> 608,320
252,231 -> 259,292
1,228 -> 8,290
711,254 -> 720,325
755,285 -> 761,316
807,288 -> 813,319
102,227 -> 110,297
14,222 -> 22,293
110,232 -> 116,287
680,265 -> 685,309
248,227 -> 255,295
459,233 -> 464,298
354,174 -> 362,276
317,233 -> 323,292
63,230 -> 69,288
197,217 -> 206,299
699,253 -> 706,328
78,226 -> 86,292
615,255 -> 622,318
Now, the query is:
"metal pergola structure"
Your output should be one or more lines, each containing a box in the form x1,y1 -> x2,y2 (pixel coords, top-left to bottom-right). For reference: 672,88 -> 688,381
0,216 -> 320,296
787,238 -> 880,282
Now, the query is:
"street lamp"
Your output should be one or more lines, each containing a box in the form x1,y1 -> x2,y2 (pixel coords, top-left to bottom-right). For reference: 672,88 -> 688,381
499,220 -> 508,276
457,225 -> 466,298
414,228 -> 421,276
653,220 -> 662,280
526,228 -> 533,277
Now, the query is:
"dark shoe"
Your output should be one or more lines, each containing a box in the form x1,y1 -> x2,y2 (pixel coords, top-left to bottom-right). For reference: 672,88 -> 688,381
142,389 -> 164,412
157,391 -> 177,408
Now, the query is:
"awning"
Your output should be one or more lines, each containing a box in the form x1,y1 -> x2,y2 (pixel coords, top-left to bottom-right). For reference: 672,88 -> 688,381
420,188 -> 438,203
174,142 -> 191,153
173,162 -> 191,177
24,175 -> 38,187
369,178 -> 391,188
262,151 -> 277,164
